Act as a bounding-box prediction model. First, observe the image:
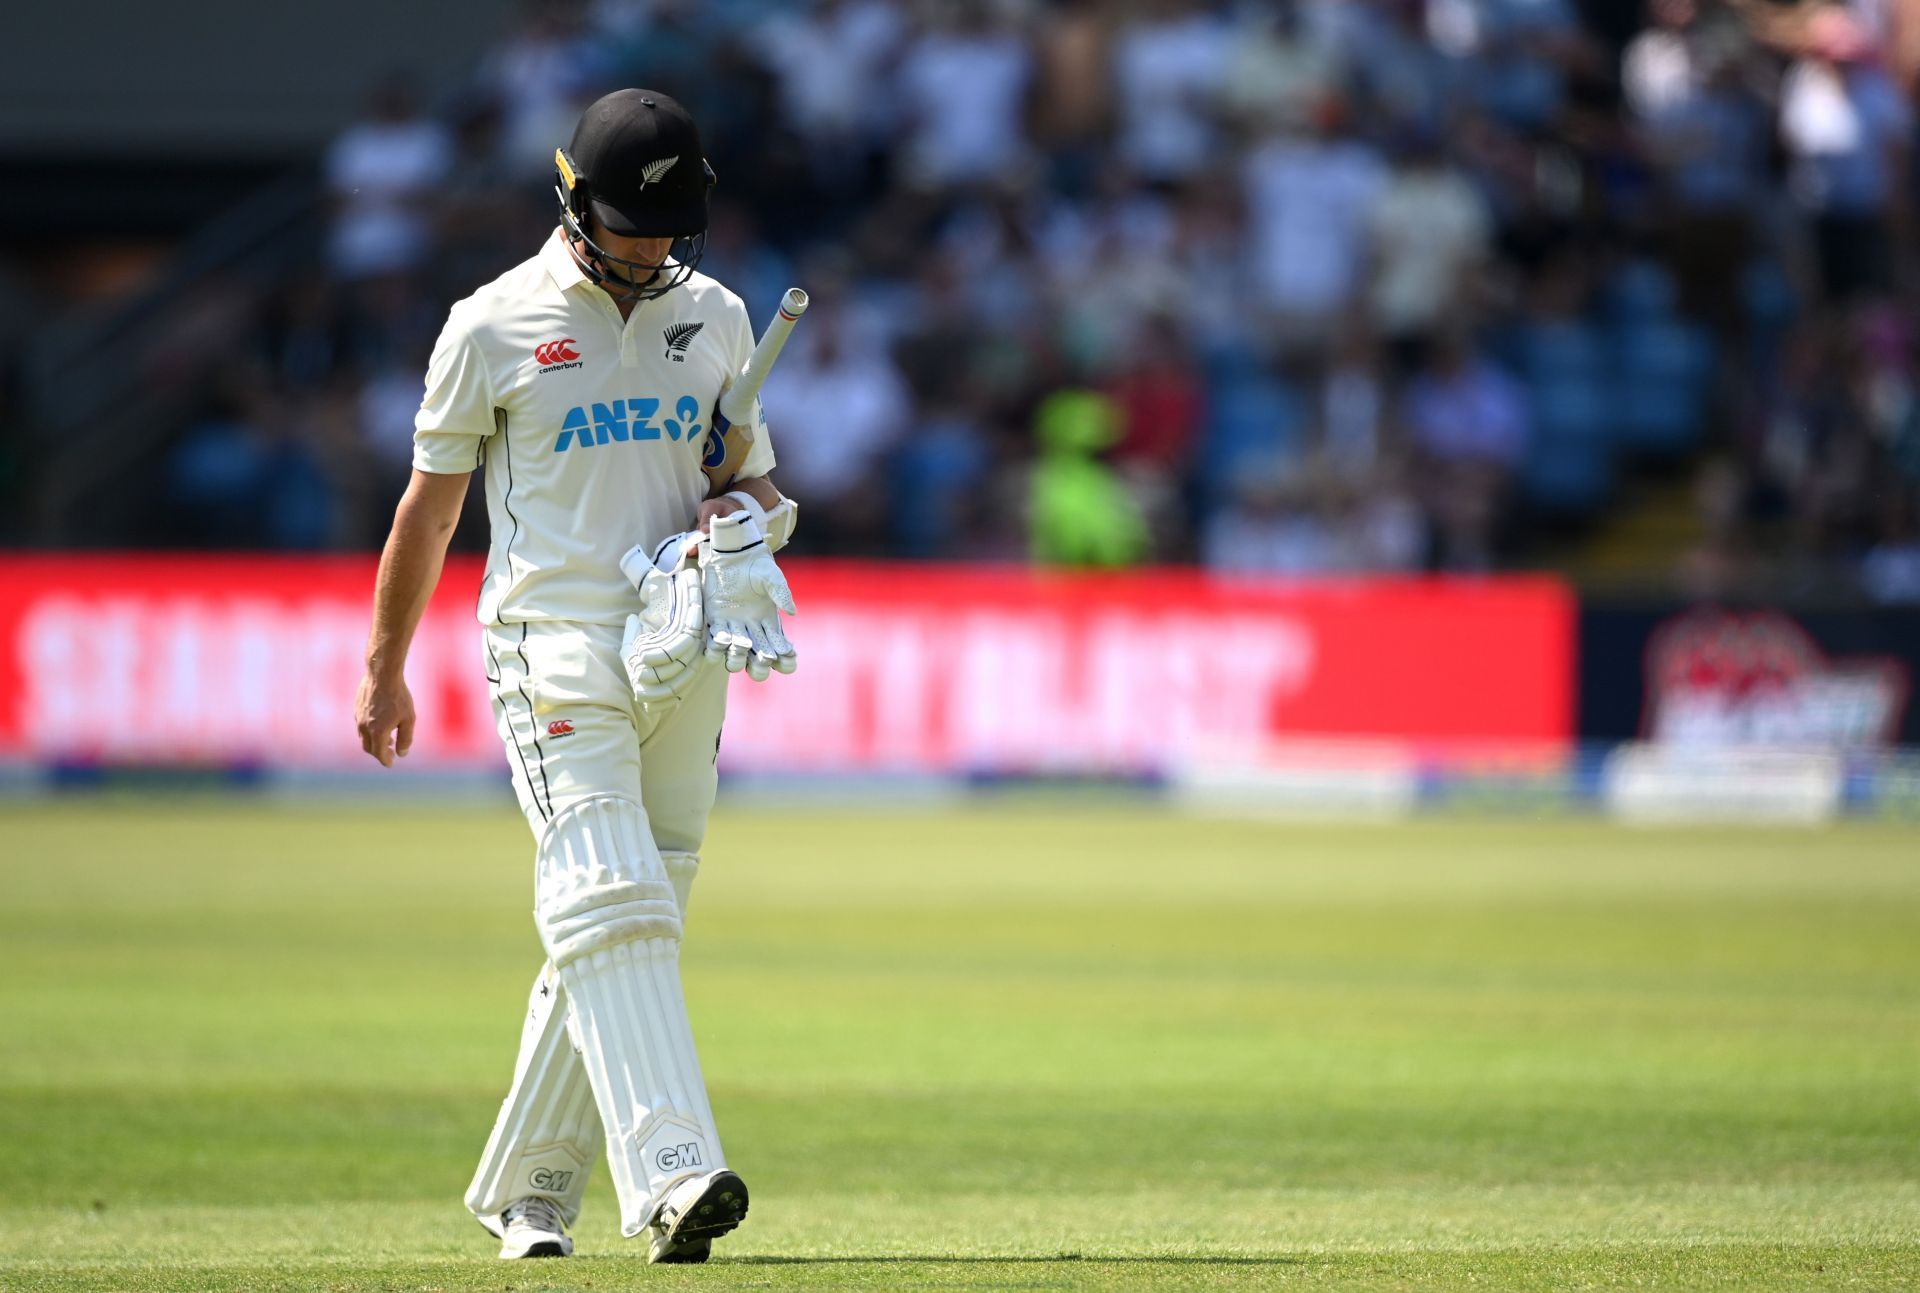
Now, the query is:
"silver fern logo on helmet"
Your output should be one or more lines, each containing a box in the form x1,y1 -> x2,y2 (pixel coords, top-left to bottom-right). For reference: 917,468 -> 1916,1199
640,156 -> 680,187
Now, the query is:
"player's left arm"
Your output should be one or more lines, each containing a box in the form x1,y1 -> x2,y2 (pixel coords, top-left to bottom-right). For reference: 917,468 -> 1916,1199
697,473 -> 792,544
698,473 -> 780,524
620,298 -> 800,694
688,306 -> 799,678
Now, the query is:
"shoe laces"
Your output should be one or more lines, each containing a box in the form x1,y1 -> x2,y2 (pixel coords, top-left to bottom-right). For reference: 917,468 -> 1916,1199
503,1195 -> 565,1235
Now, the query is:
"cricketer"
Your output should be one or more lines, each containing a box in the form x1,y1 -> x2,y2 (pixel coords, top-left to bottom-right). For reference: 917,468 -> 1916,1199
352,87 -> 801,1264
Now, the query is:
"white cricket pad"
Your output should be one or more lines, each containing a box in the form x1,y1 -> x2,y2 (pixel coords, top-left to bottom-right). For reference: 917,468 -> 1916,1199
465,964 -> 601,1226
536,797 -> 726,1236
466,853 -> 702,1230
536,796 -> 682,966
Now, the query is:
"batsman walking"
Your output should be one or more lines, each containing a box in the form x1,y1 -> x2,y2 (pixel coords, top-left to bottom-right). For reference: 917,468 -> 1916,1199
353,88 -> 803,1263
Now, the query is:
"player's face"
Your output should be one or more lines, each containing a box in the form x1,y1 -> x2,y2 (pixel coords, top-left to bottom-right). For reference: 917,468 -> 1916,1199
587,219 -> 673,285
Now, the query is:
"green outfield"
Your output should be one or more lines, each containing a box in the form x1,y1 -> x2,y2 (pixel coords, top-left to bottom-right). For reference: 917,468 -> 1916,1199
1,802 -> 1916,1291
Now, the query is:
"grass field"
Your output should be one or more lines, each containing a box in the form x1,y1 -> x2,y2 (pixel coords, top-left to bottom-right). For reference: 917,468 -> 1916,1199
2,801 -> 1916,1291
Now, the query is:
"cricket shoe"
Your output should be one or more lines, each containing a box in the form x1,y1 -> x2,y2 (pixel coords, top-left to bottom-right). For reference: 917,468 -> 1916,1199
646,1169 -> 749,1264
478,1196 -> 574,1259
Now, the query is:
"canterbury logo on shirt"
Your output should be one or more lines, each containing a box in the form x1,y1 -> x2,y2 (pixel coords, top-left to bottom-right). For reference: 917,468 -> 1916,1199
554,396 -> 705,453
534,338 -> 584,372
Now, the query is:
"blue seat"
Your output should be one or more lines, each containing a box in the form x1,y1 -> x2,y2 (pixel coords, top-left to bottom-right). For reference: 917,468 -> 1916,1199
890,419 -> 991,557
1511,321 -> 1616,514
1202,373 -> 1306,480
1742,259 -> 1798,332
1522,435 -> 1614,514
1602,259 -> 1679,326
1612,320 -> 1713,456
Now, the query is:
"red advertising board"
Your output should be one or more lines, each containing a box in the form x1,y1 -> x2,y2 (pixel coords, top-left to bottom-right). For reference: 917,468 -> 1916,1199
0,555 -> 1574,772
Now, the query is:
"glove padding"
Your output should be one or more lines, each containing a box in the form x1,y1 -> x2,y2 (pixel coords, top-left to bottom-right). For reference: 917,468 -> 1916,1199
620,564 -> 706,704
700,512 -> 797,681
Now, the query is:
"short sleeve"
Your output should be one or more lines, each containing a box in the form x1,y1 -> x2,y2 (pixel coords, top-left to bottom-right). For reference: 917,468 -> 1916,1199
413,309 -> 495,474
728,300 -> 778,479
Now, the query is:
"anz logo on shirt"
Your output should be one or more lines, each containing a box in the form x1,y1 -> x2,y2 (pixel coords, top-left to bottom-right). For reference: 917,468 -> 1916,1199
553,396 -> 704,454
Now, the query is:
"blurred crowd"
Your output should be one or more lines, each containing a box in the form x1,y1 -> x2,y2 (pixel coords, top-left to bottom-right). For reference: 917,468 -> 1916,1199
153,0 -> 1920,598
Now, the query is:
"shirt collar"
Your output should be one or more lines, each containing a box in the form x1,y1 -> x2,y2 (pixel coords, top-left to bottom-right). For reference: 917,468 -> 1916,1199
541,226 -> 591,293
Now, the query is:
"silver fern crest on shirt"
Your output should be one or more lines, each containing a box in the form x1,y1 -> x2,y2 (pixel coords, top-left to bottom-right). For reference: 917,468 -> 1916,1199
640,156 -> 680,187
662,321 -> 704,361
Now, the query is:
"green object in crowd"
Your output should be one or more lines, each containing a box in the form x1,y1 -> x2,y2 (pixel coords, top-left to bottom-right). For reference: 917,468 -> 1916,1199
1030,389 -> 1148,568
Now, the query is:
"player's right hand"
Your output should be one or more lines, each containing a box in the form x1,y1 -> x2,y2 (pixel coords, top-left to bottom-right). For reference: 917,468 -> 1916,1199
354,671 -> 416,768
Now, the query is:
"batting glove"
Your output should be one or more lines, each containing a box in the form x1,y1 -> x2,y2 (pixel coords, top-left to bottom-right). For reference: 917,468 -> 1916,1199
620,564 -> 706,705
700,512 -> 796,681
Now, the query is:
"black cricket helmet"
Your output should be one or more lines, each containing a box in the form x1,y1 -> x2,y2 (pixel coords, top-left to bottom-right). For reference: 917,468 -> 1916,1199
555,89 -> 716,301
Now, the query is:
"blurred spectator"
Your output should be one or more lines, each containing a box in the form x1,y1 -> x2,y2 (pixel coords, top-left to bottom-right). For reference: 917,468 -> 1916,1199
22,0 -> 1920,599
1862,492 -> 1920,602
1674,456 -> 1762,600
1777,5 -> 1912,301
432,97 -> 539,294
1335,0 -> 1457,132
893,3 -> 1033,191
1318,322 -> 1389,483
1203,463 -> 1342,573
890,395 -> 994,558
1366,134 -> 1494,350
1220,3 -> 1344,135
756,307 -> 911,551
1755,310 -> 1883,575
483,0 -> 611,175
1202,455 -> 1425,574
1624,0 -> 1710,118
1347,454 -> 1427,571
698,201 -> 795,325
748,0 -> 907,178
1626,1 -> 1770,328
260,281 -> 345,395
1403,328 -> 1532,569
359,361 -> 430,473
1242,99 -> 1387,337
1108,315 -> 1205,473
1111,0 -> 1232,184
1450,0 -> 1594,133
324,78 -> 453,280
1405,327 -> 1533,470
1031,0 -> 1113,195
166,381 -> 338,549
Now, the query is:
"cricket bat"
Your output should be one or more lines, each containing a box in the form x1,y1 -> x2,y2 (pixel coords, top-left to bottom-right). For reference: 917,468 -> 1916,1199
701,287 -> 808,491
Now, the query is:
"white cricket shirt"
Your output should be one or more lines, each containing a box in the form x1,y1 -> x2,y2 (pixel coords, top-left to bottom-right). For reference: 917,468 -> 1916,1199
414,228 -> 776,626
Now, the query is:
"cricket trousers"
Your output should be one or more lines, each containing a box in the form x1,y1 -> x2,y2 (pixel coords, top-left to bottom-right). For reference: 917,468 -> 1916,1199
483,619 -> 726,849
466,619 -> 729,1229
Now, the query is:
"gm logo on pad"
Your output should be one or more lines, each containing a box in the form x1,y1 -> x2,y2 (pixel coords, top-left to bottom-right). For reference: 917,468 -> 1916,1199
655,1142 -> 703,1173
529,1167 -> 574,1191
